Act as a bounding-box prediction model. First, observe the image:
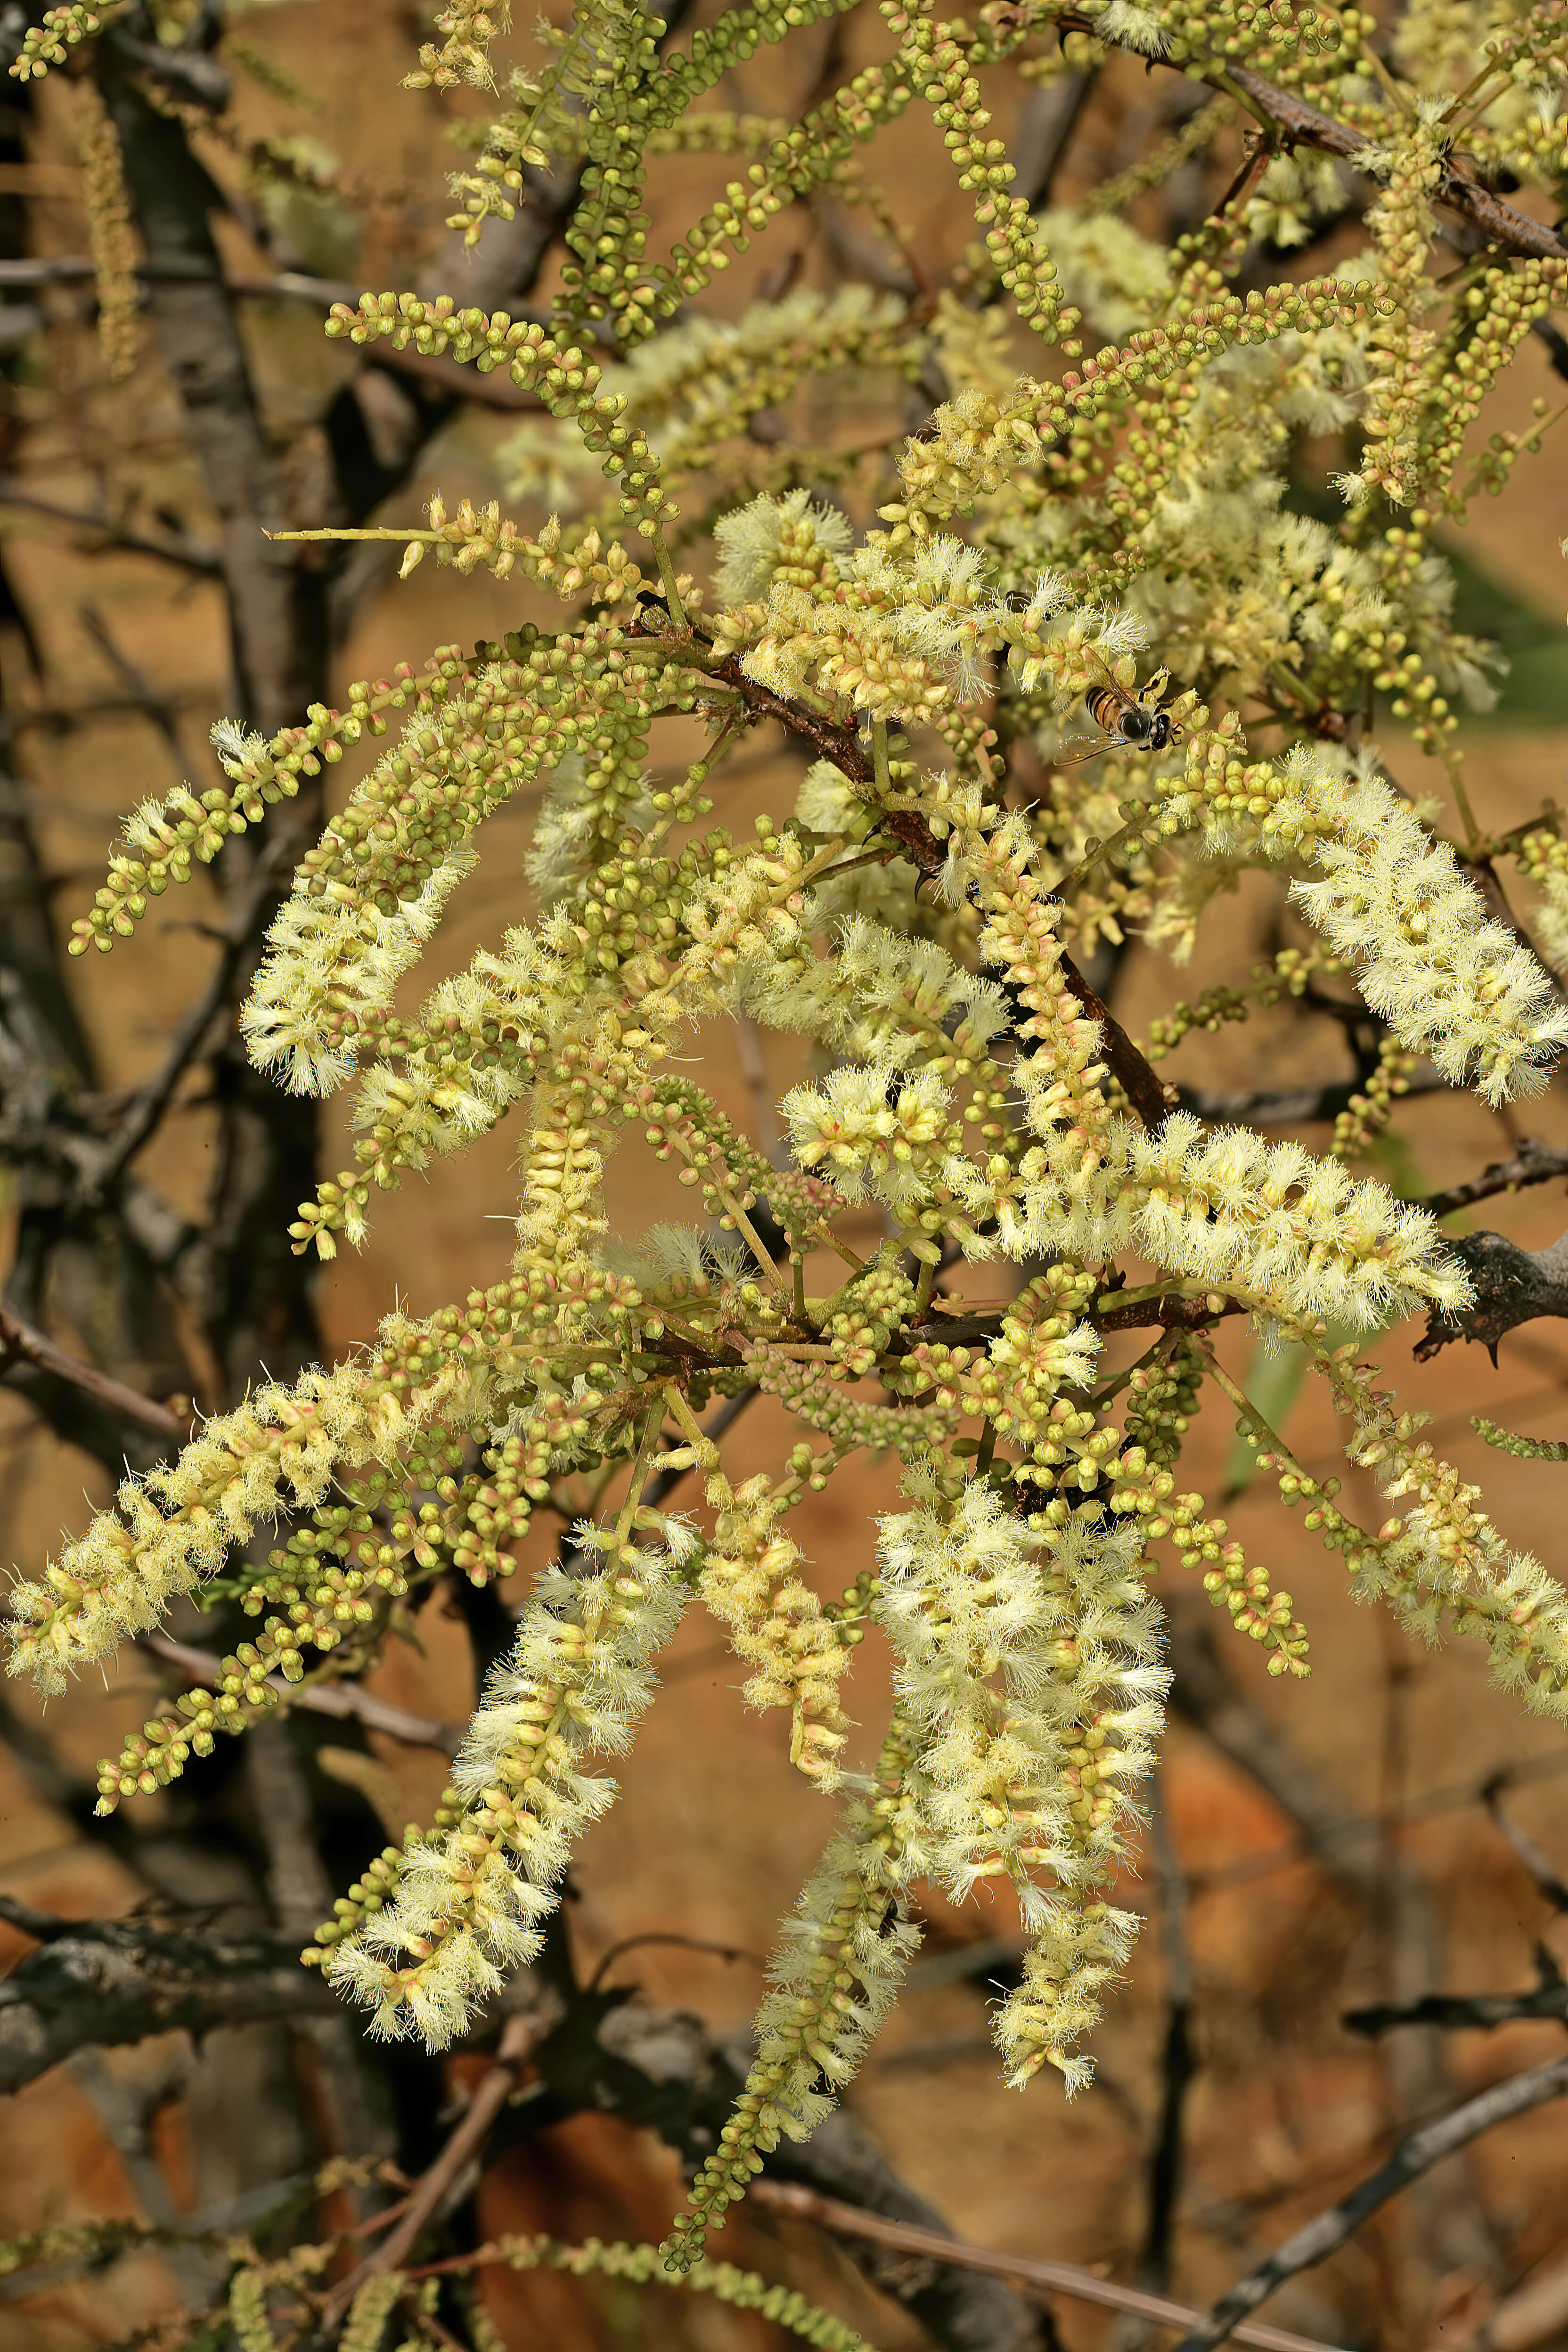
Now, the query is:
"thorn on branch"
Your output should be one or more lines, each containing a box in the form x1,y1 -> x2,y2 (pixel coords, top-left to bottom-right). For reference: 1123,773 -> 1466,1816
1415,1227 -> 1568,1360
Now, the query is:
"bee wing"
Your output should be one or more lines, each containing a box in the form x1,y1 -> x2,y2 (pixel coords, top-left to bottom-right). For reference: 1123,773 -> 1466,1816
1048,731 -> 1123,768
1081,640 -> 1139,713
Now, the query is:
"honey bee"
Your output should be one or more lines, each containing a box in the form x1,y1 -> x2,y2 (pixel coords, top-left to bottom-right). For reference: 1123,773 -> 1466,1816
1053,645 -> 1181,767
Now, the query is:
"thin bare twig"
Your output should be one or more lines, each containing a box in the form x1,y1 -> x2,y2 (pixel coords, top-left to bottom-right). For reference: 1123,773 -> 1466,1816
1176,1071 -> 1448,1128
0,255 -> 356,300
1343,1948 -> 1568,2038
587,1930 -> 767,1992
320,2009 -> 545,2326
1189,1743 -> 1568,1899
1141,1766 -> 1199,2306
1054,24 -> 1568,266
83,842 -> 306,1201
745,2179 -> 1348,2352
0,479 -> 222,575
135,1631 -> 462,1752
1171,2055 -> 1568,2352
1422,1142 -> 1568,1222
1481,1779 -> 1568,1914
0,1303 -> 191,1440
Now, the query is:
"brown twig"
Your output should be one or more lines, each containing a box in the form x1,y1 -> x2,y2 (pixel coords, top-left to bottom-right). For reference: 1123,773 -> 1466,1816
1053,25 -> 1568,267
320,2009 -> 544,2326
1171,2054 -> 1568,2352
0,1303 -> 191,1441
1481,1777 -> 1568,1914
0,478 -> 223,575
135,1631 -> 463,1752
1092,1292 -> 1247,1334
628,629 -> 1174,1140
626,613 -> 874,784
1221,61 -> 1568,265
1422,1142 -> 1568,1221
587,1930 -> 767,1992
745,2179 -> 1348,2352
1059,951 -> 1176,1128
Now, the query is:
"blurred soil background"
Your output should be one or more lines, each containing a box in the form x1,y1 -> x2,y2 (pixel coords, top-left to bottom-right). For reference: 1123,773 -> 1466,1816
4,5 -> 1568,2349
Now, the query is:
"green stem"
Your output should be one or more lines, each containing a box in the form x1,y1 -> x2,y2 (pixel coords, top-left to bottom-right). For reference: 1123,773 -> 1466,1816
1052,807 -> 1154,899
811,1220 -> 867,1273
1478,800 -> 1564,863
912,1252 -> 937,1316
871,717 -> 893,800
1446,758 -> 1482,858
1267,660 -> 1324,718
614,1406 -> 669,1544
650,526 -> 690,633
1204,67 -> 1276,137
1197,1342 -> 1282,1451
816,845 -> 892,885
1443,62 -> 1509,132
662,1384 -> 720,1466
270,526 -> 442,544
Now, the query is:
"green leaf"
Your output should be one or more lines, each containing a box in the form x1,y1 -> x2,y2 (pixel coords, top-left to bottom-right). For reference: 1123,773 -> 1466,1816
1440,538 -> 1568,728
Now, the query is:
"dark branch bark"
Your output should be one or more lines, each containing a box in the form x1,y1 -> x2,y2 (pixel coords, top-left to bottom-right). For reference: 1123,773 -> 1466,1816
1140,1770 -> 1199,2306
0,1898 -> 338,2096
1481,1779 -> 1568,1914
1176,1070 -> 1449,1128
1220,62 -> 1568,266
1054,18 -> 1568,267
98,39 -> 315,735
1343,1949 -> 1568,2038
1415,1226 -> 1568,1360
501,1992 -> 1055,2352
1421,1142 -> 1568,1221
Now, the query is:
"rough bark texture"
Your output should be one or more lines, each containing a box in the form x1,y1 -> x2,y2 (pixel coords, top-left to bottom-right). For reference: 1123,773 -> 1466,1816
0,1900 -> 339,2096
